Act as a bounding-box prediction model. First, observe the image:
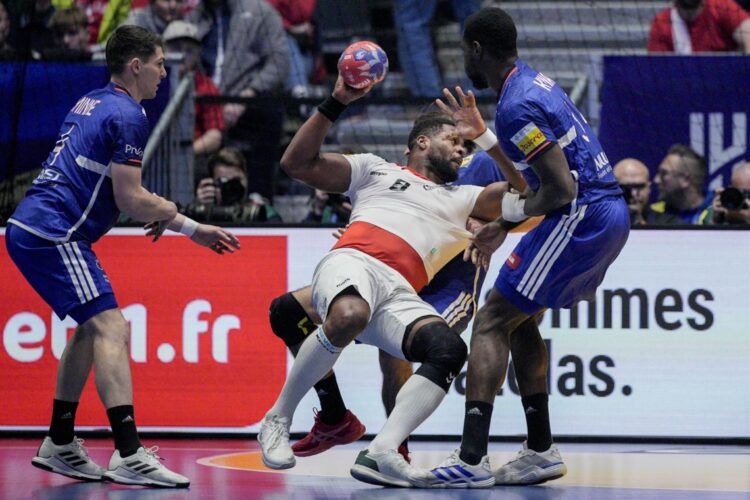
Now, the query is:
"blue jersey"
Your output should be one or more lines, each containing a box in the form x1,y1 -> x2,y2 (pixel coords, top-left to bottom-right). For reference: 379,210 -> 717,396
496,60 -> 621,206
10,82 -> 150,243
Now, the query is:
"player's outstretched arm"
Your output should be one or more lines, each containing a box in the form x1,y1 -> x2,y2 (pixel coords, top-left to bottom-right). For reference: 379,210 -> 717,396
144,213 -> 241,254
280,74 -> 374,193
112,162 -> 177,222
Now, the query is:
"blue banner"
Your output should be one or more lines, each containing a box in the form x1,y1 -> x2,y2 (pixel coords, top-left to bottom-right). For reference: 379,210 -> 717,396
0,62 -> 170,182
598,55 -> 750,189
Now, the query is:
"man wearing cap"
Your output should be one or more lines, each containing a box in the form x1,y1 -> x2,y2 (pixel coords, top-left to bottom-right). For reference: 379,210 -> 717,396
163,20 -> 224,160
648,0 -> 750,53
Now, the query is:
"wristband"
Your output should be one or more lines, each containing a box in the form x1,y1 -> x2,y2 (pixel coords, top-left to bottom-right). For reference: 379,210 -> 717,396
317,95 -> 348,122
501,192 -> 528,223
179,216 -> 199,237
472,128 -> 498,151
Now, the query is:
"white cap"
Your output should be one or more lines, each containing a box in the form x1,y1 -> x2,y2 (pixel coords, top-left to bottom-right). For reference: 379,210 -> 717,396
162,20 -> 200,43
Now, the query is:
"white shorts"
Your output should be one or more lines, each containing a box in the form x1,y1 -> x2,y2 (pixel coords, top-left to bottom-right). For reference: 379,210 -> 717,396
311,248 -> 440,359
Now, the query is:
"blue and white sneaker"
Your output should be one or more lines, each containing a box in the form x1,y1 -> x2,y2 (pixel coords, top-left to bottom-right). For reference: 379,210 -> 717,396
493,441 -> 567,485
428,449 -> 495,488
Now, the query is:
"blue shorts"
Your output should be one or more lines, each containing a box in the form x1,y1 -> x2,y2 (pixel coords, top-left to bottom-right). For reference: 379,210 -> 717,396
5,224 -> 118,324
495,196 -> 630,315
420,252 -> 487,334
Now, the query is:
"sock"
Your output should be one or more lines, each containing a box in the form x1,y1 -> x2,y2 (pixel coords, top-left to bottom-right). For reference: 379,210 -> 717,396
49,399 -> 78,445
368,374 -> 445,453
106,405 -> 141,457
459,401 -> 494,465
269,328 -> 342,421
522,393 -> 552,452
314,373 -> 347,425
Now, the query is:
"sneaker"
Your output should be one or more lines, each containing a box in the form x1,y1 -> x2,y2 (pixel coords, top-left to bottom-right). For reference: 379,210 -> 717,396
258,414 -> 295,469
427,448 -> 495,488
350,448 -> 431,488
292,409 -> 365,457
31,436 -> 105,481
103,446 -> 190,488
397,442 -> 411,464
493,441 -> 567,485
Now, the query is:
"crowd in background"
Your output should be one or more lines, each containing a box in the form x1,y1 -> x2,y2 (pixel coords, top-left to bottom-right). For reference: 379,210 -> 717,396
0,0 -> 749,225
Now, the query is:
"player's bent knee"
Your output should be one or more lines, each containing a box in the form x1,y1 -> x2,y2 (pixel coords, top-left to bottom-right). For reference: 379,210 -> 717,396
409,321 -> 467,392
326,290 -> 370,335
269,292 -> 317,347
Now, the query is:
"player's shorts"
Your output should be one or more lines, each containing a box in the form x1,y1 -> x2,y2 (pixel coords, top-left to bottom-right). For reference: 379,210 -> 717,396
311,248 -> 441,359
5,224 -> 118,324
495,195 -> 630,315
419,252 -> 485,334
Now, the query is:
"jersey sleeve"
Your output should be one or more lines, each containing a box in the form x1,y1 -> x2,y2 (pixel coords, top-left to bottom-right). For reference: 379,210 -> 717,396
110,106 -> 150,167
456,151 -> 505,187
497,97 -> 555,165
343,153 -> 388,196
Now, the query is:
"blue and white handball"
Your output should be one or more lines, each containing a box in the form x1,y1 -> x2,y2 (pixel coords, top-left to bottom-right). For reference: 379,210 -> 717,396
338,41 -> 389,89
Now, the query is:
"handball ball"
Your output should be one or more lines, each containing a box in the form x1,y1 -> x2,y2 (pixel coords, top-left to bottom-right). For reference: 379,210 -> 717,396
338,41 -> 389,89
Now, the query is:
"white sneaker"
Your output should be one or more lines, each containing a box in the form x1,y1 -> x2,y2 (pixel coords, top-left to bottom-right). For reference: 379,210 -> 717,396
258,414 -> 295,469
493,441 -> 567,485
427,448 -> 495,488
31,436 -> 105,481
350,448 -> 431,488
103,446 -> 190,488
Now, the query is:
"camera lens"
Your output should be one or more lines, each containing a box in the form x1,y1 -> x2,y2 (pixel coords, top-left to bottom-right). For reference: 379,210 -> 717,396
720,187 -> 745,210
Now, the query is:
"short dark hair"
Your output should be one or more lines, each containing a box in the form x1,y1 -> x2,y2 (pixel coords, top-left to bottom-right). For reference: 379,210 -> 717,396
668,143 -> 705,189
463,7 -> 518,59
49,6 -> 87,35
106,25 -> 163,76
407,112 -> 456,151
208,147 -> 247,177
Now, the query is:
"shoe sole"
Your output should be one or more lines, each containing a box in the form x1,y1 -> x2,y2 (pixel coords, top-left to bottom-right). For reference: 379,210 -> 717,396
292,425 -> 366,457
261,455 -> 296,470
31,457 -> 103,482
350,464 -> 411,488
102,470 -> 190,488
495,464 -> 567,486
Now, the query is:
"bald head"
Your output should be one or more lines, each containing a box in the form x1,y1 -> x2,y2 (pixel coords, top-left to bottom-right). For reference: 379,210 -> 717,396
614,158 -> 650,184
732,162 -> 750,191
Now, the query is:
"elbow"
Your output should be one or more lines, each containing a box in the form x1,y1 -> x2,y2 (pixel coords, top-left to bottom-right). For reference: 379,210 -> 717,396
279,151 -> 313,179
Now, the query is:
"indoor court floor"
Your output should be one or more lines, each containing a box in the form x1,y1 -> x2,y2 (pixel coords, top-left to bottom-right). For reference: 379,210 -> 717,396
2,437 -> 749,499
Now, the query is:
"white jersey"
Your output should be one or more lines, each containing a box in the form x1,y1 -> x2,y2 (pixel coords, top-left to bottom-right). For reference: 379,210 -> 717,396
333,153 -> 483,292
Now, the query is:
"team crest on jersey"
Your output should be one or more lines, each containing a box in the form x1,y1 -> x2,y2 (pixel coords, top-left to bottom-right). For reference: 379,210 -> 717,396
389,179 -> 410,191
511,122 -> 547,156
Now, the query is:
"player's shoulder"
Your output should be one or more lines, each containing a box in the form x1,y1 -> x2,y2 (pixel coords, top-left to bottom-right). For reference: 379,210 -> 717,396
345,152 -> 396,170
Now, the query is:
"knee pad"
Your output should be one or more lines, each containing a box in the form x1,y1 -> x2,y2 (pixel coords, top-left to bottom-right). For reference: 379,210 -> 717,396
409,321 -> 468,391
269,292 -> 317,347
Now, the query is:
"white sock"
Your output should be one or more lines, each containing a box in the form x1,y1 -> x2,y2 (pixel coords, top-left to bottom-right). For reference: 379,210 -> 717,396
368,374 -> 446,453
268,328 -> 342,421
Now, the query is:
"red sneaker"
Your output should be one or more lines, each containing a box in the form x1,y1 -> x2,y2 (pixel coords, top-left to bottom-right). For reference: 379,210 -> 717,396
397,443 -> 411,464
292,409 -> 366,457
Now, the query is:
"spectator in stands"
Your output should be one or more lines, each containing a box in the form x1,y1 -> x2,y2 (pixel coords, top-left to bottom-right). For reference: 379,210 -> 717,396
267,0 -> 322,98
44,6 -> 92,60
186,147 -> 282,222
303,190 -> 351,224
125,0 -> 184,35
10,0 -> 56,59
705,161 -> 750,224
650,144 -> 711,224
187,0 -> 289,201
614,158 -> 653,226
394,0 -> 480,97
0,2 -> 15,60
647,0 -> 750,53
162,20 -> 223,168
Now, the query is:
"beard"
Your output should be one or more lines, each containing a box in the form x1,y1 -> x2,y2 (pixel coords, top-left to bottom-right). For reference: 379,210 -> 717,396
466,63 -> 488,90
426,153 -> 459,183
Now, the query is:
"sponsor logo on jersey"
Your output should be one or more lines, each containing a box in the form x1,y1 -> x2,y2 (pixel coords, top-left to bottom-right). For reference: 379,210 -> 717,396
511,122 -> 547,156
507,252 -> 521,270
369,170 -> 387,176
422,184 -> 456,191
125,144 -> 144,157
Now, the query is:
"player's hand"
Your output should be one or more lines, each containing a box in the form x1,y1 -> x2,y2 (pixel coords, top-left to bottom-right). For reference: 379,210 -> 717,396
223,103 -> 246,128
332,74 -> 376,105
435,86 -> 487,141
190,224 -> 241,255
144,216 -> 174,243
196,178 -> 217,204
331,226 -> 346,240
463,220 -> 508,270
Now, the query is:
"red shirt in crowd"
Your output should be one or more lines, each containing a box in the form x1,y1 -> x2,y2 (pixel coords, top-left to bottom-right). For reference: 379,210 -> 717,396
648,0 -> 750,52
194,71 -> 224,139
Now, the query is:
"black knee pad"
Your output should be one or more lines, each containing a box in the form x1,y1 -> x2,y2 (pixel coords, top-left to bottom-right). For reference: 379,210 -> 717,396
269,292 -> 317,347
409,321 -> 468,391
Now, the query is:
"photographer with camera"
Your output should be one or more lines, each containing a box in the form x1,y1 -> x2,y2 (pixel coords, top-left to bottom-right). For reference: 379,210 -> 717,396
705,161 -> 750,225
186,147 -> 282,223
614,158 -> 653,226
303,189 -> 352,224
649,144 -> 711,225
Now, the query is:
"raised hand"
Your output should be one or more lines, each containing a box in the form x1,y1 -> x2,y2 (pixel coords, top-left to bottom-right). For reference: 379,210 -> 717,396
331,74 -> 377,105
435,86 -> 487,141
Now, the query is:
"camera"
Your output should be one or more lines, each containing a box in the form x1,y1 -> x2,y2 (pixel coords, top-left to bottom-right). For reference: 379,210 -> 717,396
719,187 -> 748,210
214,177 -> 245,206
620,184 -> 634,205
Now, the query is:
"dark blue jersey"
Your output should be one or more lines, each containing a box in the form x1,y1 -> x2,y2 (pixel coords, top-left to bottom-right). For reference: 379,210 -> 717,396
10,82 -> 150,243
496,60 -> 621,207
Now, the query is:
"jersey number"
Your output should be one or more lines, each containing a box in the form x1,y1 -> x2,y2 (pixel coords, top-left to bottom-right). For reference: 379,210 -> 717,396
389,179 -> 411,191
